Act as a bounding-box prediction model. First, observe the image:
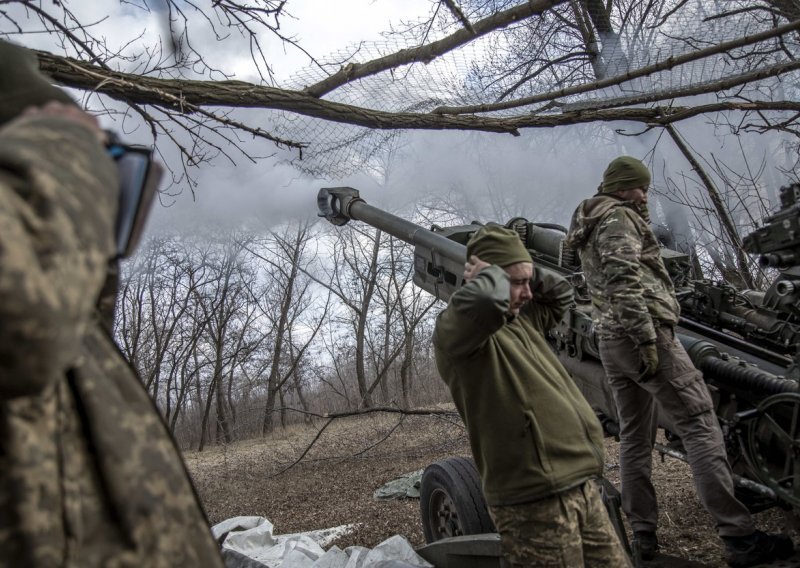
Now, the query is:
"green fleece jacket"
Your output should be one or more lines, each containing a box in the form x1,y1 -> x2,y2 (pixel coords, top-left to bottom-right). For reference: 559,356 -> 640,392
432,264 -> 604,506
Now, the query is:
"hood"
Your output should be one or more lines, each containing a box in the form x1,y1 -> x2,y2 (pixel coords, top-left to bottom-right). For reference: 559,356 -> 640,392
565,193 -> 625,249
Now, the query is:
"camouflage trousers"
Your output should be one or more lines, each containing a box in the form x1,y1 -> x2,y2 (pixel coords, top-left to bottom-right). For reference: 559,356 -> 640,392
599,326 -> 754,538
488,480 -> 631,567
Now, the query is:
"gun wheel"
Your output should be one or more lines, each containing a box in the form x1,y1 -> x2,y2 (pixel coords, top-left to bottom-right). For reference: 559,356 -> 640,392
427,488 -> 463,540
419,456 -> 495,543
746,393 -> 800,508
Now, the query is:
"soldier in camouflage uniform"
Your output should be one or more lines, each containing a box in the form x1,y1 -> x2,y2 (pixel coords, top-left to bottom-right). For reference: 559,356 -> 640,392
434,225 -> 630,567
0,41 -> 224,567
565,156 -> 793,568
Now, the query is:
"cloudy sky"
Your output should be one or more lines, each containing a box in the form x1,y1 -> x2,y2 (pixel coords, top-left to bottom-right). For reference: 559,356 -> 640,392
2,1 -> 435,227
140,0 -> 438,231
3,1 -> 795,239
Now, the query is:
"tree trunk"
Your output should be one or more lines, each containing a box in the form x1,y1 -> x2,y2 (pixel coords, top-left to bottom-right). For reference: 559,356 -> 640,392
581,0 -> 629,78
213,344 -> 232,444
263,385 -> 278,435
198,377 -> 216,452
399,334 -> 415,409
293,366 -> 312,425
356,229 -> 382,408
665,124 -> 755,288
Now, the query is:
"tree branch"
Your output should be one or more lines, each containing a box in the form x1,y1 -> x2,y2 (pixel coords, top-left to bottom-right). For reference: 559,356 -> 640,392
267,406 -> 460,478
431,18 -> 800,115
302,0 -> 566,97
664,123 -> 756,288
557,58 -> 800,114
34,50 -> 800,135
441,0 -> 476,35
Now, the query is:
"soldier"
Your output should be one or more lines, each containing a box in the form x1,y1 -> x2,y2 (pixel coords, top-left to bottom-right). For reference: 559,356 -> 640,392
565,156 -> 794,568
0,41 -> 224,567
433,225 -> 630,567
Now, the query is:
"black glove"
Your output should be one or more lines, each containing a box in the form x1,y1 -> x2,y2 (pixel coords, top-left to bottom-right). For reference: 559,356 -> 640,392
638,342 -> 659,382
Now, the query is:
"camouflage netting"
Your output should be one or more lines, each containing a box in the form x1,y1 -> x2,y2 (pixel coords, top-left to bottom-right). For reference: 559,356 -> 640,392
269,0 -> 800,177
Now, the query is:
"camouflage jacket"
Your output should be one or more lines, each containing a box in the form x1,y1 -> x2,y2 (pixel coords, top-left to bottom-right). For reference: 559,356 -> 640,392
565,193 -> 680,345
433,265 -> 604,506
0,116 -> 223,567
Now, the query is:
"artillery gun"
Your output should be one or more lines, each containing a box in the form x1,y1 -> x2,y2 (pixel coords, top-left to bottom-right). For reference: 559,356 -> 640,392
317,185 -> 800,566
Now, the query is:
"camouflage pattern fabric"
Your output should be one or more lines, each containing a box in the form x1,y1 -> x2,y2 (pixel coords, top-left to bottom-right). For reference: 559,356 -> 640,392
567,184 -> 756,543
0,116 -> 223,566
565,193 -> 679,346
489,481 -> 631,567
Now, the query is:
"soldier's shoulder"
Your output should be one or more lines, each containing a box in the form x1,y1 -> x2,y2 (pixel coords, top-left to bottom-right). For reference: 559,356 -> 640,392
595,204 -> 638,233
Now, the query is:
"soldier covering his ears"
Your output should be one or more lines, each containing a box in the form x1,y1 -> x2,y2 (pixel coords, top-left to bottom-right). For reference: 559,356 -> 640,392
434,225 -> 630,567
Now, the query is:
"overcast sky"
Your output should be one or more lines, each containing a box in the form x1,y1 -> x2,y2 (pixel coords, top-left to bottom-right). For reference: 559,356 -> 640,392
138,0 -> 430,232
3,1 -> 795,239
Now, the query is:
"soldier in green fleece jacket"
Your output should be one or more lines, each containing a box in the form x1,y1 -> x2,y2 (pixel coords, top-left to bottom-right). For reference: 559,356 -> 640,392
433,225 -> 630,568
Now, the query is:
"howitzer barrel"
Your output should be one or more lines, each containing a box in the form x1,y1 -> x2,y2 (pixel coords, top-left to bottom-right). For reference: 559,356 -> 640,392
318,187 -> 466,263
317,186 -> 800,510
700,356 -> 798,396
681,335 -> 798,397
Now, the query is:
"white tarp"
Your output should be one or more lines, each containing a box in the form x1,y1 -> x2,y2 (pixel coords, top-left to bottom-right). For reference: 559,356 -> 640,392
212,516 -> 433,568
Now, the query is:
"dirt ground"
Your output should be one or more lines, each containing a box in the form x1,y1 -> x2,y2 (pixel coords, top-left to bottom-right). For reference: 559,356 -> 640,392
186,409 -> 796,567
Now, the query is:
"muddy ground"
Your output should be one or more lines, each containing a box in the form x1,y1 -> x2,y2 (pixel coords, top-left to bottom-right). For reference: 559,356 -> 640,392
187,409 -> 796,567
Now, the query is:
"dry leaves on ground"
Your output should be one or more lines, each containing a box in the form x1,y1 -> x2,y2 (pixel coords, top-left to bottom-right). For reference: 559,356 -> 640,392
187,410 -> 796,567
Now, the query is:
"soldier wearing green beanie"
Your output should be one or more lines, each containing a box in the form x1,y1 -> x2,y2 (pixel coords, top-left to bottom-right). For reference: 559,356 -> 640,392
466,224 -> 532,268
0,40 -> 224,567
565,157 -> 793,566
600,155 -> 651,194
433,224 -> 630,567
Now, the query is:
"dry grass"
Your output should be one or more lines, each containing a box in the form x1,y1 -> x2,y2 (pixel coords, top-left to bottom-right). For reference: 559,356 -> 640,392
187,409 -> 796,567
186,409 -> 469,550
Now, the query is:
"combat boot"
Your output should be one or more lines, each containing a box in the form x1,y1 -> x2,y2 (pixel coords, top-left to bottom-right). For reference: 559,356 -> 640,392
633,530 -> 659,560
723,530 -> 794,568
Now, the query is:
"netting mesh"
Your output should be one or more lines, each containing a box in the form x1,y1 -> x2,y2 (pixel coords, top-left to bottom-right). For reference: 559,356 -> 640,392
268,0 -> 799,177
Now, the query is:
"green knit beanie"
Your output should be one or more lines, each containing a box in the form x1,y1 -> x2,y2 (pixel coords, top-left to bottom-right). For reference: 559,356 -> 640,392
0,40 -> 76,127
466,225 -> 531,267
601,156 -> 651,194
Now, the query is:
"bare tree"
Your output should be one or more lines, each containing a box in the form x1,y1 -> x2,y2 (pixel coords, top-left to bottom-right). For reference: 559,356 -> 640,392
116,235 -> 213,420
187,235 -> 258,449
245,221 -> 330,434
0,1 -> 795,173
320,225 -> 386,408
384,236 -> 439,408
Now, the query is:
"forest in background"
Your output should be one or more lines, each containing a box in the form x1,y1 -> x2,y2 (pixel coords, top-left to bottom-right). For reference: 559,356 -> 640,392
3,0 -> 800,450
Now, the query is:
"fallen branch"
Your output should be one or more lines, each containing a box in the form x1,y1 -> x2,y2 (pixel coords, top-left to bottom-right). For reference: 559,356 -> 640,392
267,406 -> 460,478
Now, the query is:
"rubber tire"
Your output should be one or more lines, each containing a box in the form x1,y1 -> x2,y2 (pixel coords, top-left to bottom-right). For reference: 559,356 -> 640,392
419,456 -> 496,543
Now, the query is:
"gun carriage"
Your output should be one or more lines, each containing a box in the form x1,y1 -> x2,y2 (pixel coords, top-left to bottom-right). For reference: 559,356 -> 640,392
318,185 -> 800,564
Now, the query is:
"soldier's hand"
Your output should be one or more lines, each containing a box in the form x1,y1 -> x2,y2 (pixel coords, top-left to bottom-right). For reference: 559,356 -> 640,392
464,255 -> 490,282
638,342 -> 659,382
